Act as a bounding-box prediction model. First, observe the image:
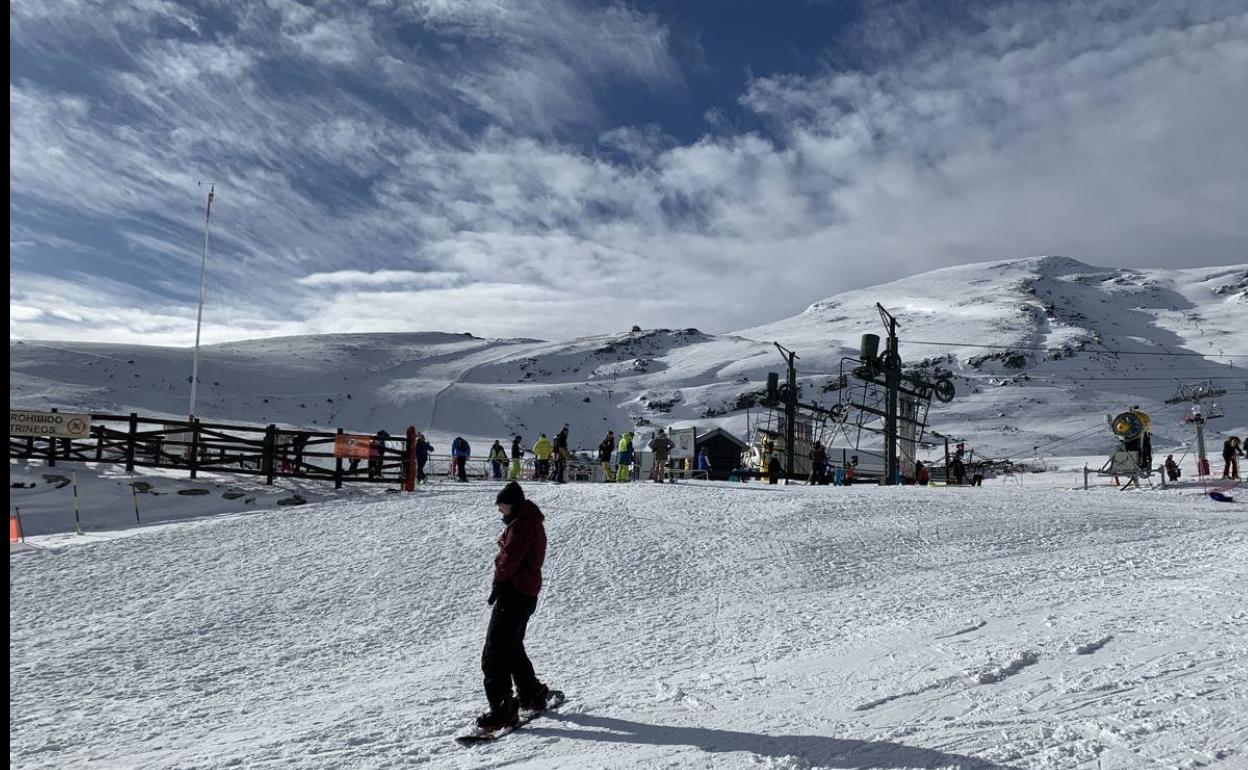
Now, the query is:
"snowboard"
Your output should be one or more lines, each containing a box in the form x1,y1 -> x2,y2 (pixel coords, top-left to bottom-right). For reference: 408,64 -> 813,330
455,691 -> 566,745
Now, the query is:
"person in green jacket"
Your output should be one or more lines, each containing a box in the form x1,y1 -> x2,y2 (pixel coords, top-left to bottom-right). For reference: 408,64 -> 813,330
616,432 -> 635,482
532,433 -> 553,480
489,440 -> 508,480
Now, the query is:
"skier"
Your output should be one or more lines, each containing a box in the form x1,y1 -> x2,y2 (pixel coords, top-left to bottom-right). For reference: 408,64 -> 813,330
597,431 -> 615,482
552,424 -> 570,484
649,429 -> 675,483
451,436 -> 471,482
915,460 -> 930,485
696,447 -> 711,477
415,432 -> 435,483
832,464 -> 845,486
509,435 -> 525,481
1223,436 -> 1242,480
809,441 -> 827,485
1164,454 -> 1181,482
616,432 -> 635,482
476,482 -> 552,732
489,440 -> 508,480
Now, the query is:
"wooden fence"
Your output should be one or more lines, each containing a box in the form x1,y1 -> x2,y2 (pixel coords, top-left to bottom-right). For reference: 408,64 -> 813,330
9,412 -> 415,489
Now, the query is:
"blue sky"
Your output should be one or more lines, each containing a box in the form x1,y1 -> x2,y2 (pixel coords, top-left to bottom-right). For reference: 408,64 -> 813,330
9,0 -> 1248,344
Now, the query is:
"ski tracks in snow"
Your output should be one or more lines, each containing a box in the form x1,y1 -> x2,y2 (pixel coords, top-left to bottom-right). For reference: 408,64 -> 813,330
9,483 -> 1247,769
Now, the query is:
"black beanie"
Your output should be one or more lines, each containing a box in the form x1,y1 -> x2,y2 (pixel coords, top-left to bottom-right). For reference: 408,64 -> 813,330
496,481 -> 525,506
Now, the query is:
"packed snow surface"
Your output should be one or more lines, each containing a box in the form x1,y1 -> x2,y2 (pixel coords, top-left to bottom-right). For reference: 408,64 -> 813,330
10,481 -> 1246,769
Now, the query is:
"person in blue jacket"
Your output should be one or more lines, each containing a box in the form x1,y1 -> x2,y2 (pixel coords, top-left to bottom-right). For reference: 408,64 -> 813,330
452,436 -> 472,482
696,447 -> 711,476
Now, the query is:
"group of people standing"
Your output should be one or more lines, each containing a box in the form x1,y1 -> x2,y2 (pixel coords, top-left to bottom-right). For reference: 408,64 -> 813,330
432,425 -> 698,485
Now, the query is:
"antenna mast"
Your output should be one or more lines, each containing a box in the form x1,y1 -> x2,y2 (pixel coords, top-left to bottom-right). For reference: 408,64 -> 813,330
188,183 -> 214,420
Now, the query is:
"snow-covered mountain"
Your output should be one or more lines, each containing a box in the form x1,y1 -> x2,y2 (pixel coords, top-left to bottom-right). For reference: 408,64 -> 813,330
10,256 -> 1246,459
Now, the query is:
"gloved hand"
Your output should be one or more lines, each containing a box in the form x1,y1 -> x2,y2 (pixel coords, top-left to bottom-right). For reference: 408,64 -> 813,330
487,583 -> 500,606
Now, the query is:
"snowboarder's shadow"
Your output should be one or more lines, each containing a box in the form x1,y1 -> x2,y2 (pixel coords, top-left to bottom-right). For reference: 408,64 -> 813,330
532,712 -> 1016,769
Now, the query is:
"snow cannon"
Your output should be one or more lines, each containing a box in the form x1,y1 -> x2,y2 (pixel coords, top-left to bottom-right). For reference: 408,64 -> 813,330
1100,406 -> 1154,486
1110,409 -> 1151,442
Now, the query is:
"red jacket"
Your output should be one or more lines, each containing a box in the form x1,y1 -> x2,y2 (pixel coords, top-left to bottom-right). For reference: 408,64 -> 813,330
493,500 -> 547,597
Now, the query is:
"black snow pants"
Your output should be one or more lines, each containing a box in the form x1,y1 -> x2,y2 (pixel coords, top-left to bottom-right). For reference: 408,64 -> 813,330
482,586 -> 541,708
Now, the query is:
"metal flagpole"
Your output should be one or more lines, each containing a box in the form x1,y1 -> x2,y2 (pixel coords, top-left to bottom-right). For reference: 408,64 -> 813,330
188,184 -> 214,420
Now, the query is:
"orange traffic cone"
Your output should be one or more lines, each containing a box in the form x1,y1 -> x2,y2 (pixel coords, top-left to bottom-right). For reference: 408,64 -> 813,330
10,513 -> 21,543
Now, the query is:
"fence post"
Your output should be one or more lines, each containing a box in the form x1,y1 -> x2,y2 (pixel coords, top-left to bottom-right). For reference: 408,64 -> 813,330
189,419 -> 201,480
47,408 -> 58,467
1083,464 -> 1089,490
264,424 -> 277,485
126,413 -> 138,472
404,426 -> 416,492
334,428 -> 344,490
94,425 -> 103,462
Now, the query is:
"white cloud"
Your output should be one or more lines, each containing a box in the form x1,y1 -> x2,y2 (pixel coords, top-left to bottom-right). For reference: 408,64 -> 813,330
9,0 -> 1248,346
296,270 -> 466,289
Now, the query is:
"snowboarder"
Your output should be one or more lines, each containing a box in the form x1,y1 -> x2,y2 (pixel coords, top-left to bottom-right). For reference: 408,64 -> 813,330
476,482 -> 551,732
598,432 -> 615,482
489,440 -> 508,480
451,436 -> 471,482
649,429 -> 675,483
532,434 -> 552,481
509,436 -> 525,481
552,424 -> 570,484
415,433 -> 435,483
616,432 -> 635,482
809,441 -> 827,485
1164,454 -> 1181,482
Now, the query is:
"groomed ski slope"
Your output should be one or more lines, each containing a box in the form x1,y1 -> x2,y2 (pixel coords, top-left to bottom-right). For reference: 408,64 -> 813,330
10,482 -> 1247,769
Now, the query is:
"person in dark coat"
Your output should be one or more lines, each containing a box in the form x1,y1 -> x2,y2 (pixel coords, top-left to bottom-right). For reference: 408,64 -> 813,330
1164,454 -> 1181,482
509,435 -> 525,481
1223,436 -> 1242,480
648,429 -> 675,483
477,482 -> 551,731
413,433 -> 435,483
597,432 -> 615,482
369,430 -> 390,480
808,441 -> 827,485
915,460 -> 930,485
552,424 -> 570,484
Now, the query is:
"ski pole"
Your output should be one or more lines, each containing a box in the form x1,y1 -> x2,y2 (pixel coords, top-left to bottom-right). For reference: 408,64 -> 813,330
133,485 -> 141,525
72,471 -> 82,535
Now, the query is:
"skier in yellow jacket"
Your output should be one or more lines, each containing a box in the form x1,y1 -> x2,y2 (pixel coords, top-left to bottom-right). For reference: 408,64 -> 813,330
532,434 -> 553,480
615,432 -> 635,482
